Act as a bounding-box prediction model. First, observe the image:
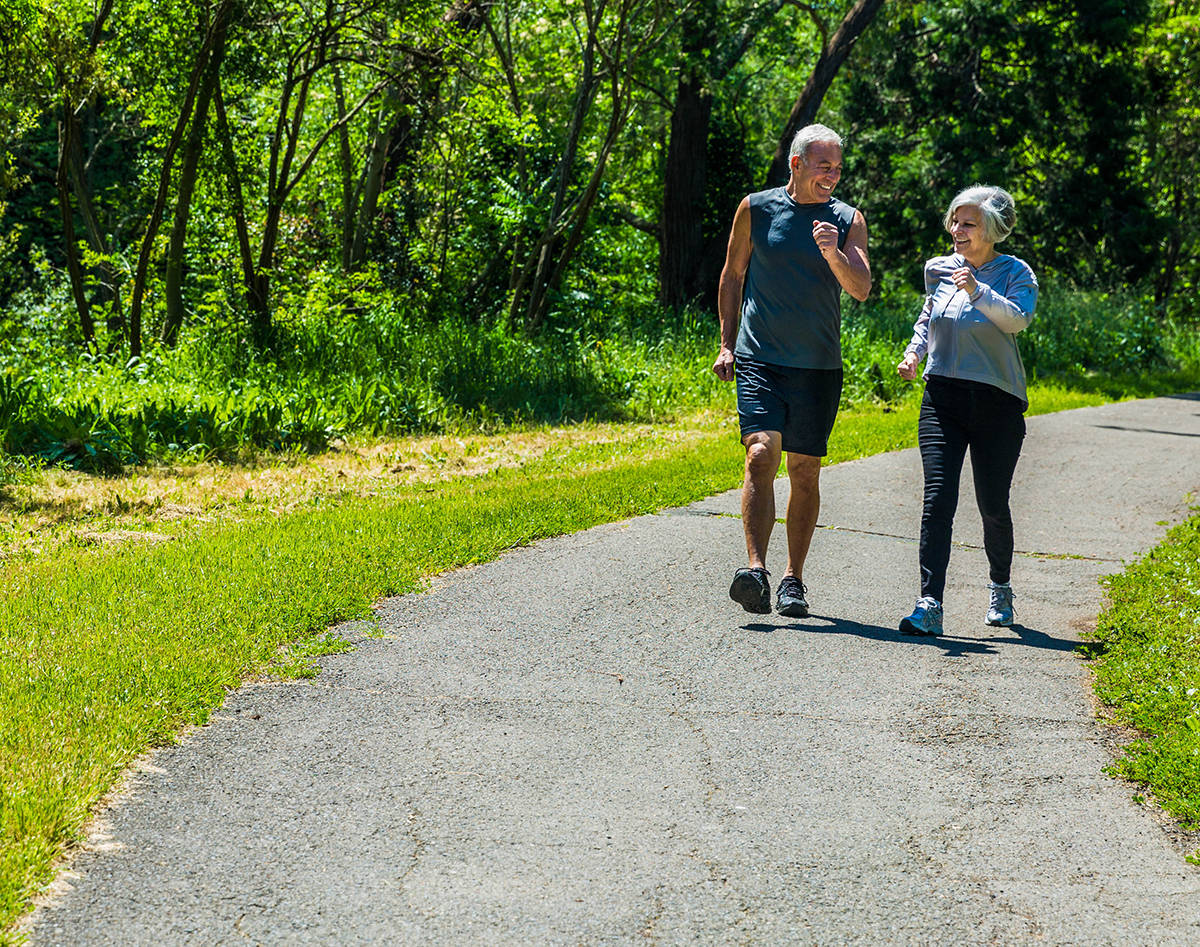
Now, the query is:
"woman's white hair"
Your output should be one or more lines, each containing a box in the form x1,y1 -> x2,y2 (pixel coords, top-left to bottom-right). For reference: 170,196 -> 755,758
788,124 -> 843,162
944,185 -> 1017,243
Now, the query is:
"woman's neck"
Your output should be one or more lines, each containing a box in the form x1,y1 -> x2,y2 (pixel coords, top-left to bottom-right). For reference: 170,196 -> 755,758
962,248 -> 999,268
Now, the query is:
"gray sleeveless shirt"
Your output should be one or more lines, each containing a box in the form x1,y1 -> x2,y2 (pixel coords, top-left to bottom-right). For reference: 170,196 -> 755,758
735,188 -> 858,369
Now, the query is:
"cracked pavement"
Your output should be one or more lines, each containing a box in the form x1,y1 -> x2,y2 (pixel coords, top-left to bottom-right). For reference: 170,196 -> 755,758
26,395 -> 1200,945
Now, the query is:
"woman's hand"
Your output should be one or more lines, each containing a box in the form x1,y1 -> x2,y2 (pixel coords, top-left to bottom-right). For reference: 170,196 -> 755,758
897,352 -> 920,381
951,266 -> 978,298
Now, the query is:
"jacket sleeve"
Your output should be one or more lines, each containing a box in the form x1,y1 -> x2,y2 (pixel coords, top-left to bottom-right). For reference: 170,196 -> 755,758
905,294 -> 933,361
904,259 -> 940,360
969,260 -> 1038,334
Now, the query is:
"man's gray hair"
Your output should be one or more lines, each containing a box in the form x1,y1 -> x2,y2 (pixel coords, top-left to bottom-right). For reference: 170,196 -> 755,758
788,124 -> 844,162
943,185 -> 1017,243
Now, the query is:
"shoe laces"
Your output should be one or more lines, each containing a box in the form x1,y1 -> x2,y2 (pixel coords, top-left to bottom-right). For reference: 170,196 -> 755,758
779,576 -> 806,596
989,583 -> 1014,606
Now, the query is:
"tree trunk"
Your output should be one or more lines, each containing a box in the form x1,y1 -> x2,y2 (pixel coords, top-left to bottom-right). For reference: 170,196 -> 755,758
1155,176 -> 1182,308
60,104 -> 127,345
526,60 -> 634,330
766,0 -> 887,187
213,76 -> 267,335
349,106 -> 390,268
55,0 -> 121,347
656,0 -> 722,310
55,112 -> 96,347
333,66 -> 356,271
252,64 -> 314,348
128,0 -> 230,357
356,1 -> 490,274
656,0 -> 794,308
162,7 -> 229,346
508,0 -> 604,330
658,73 -> 711,308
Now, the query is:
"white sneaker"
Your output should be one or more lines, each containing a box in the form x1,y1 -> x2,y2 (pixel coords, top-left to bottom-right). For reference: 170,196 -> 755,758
986,583 -> 1015,626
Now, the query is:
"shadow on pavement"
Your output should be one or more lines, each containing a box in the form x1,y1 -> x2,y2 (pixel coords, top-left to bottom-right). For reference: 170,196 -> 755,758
1093,424 -> 1200,438
740,617 -> 1079,658
741,616 -> 995,657
986,622 -> 1081,653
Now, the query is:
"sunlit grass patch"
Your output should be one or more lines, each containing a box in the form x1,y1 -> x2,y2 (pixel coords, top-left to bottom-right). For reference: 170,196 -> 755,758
1088,512 -> 1200,849
0,413 -> 736,564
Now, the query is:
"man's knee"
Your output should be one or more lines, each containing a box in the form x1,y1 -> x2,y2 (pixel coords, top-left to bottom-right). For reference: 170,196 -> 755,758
786,452 -> 821,485
743,434 -> 781,479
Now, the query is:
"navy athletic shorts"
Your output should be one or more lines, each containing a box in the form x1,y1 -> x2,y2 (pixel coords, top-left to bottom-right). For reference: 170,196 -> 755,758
735,357 -> 843,456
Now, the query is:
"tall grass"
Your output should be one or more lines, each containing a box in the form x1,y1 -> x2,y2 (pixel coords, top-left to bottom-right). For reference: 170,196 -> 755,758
0,283 -> 1196,472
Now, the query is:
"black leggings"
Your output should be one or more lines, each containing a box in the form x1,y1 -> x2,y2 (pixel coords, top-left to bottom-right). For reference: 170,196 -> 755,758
918,376 -> 1026,602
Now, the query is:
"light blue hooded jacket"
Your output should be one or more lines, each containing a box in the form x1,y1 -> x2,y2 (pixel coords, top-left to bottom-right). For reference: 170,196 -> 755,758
905,252 -> 1038,405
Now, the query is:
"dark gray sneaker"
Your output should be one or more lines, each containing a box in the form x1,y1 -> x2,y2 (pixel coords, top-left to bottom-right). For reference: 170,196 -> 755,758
776,575 -> 809,617
729,567 -> 771,614
899,597 -> 944,636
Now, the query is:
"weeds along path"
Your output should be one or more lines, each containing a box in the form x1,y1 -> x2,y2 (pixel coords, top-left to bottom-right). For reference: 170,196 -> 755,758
23,395 -> 1200,945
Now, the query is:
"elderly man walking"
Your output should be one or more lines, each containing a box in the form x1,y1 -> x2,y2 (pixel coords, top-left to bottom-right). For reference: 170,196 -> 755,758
713,124 -> 872,616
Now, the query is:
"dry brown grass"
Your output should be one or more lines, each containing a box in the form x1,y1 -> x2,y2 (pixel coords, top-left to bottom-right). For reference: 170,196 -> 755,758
0,412 -> 728,561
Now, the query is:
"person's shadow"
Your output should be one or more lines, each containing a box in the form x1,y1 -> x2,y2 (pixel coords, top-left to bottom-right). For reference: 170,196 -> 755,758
741,615 -> 1081,658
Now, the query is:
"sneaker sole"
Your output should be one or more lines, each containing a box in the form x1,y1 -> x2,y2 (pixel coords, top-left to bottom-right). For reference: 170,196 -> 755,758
899,617 -> 942,637
776,600 -> 809,618
986,616 -> 1013,627
729,574 -> 770,614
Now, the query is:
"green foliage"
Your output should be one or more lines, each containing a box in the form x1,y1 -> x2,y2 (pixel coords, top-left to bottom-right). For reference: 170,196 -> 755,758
1089,511 -> 1200,834
5,0 -> 1198,357
0,448 -> 39,494
1020,289 -> 1167,378
1,280 -> 1196,470
1139,1 -> 1200,319
836,0 -> 1159,296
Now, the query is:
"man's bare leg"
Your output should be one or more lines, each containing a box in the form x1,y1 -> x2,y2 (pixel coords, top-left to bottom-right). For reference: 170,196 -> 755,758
784,452 -> 821,582
729,430 -> 783,613
741,431 -> 782,569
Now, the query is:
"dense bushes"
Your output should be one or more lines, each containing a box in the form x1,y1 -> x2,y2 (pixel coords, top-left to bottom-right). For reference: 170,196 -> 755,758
1020,290 -> 1169,376
0,284 -> 1196,471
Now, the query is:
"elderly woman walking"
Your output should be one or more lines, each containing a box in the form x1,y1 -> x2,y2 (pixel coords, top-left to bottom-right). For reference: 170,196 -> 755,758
896,185 -> 1039,636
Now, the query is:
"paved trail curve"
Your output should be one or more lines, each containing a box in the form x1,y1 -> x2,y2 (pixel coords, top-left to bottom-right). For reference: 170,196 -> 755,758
28,395 -> 1200,945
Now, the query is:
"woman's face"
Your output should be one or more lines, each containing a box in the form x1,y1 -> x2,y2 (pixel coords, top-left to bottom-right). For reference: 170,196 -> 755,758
948,204 -> 995,263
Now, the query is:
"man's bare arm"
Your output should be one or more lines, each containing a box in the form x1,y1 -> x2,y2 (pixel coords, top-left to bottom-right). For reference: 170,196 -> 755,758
714,197 -> 752,381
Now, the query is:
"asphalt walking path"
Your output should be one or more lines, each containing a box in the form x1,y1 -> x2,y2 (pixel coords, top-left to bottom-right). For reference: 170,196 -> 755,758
27,395 -> 1200,945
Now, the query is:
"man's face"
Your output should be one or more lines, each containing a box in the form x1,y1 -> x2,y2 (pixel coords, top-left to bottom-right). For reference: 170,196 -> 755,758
790,141 -> 843,202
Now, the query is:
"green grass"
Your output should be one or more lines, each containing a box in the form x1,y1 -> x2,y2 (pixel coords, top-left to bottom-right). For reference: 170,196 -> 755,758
1088,512 -> 1200,852
4,285 -> 1196,471
0,376 -> 1195,940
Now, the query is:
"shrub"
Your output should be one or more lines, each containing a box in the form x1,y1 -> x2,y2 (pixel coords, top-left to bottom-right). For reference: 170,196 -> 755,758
0,283 -> 1191,468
